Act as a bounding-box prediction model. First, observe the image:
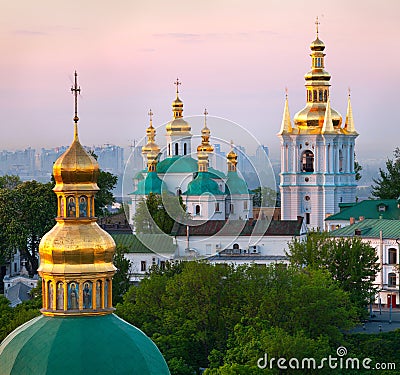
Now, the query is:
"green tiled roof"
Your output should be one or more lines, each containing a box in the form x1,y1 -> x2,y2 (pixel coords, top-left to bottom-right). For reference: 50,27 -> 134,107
184,172 -> 224,196
225,171 -> 249,195
330,218 -> 400,239
111,233 -> 177,254
326,199 -> 400,221
132,172 -> 166,195
208,167 -> 225,179
157,156 -> 197,173
0,314 -> 170,375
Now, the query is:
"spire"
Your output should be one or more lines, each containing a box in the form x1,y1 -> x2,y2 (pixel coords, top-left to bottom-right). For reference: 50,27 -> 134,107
345,89 -> 357,134
142,109 -> 160,163
197,108 -> 214,153
322,97 -> 335,133
71,71 -> 81,139
278,89 -> 292,134
227,141 -> 238,172
172,77 -> 183,119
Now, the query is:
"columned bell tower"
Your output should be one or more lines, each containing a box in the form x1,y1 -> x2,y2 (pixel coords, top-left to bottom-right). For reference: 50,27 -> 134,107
278,19 -> 358,230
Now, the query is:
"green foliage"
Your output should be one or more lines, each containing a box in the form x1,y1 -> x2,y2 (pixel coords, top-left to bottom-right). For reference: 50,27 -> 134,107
371,147 -> 400,199
133,193 -> 187,234
0,180 -> 57,273
354,160 -> 362,181
0,175 -> 22,190
95,170 -> 118,217
112,245 -> 132,305
116,262 -> 357,374
252,187 -> 280,207
287,232 -> 379,318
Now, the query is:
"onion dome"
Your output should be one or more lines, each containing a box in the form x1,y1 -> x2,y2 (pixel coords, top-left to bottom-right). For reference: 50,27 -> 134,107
293,18 -> 342,130
142,109 -> 161,158
227,141 -> 238,172
165,78 -> 191,135
197,109 -> 214,153
225,142 -> 249,195
53,126 -> 99,192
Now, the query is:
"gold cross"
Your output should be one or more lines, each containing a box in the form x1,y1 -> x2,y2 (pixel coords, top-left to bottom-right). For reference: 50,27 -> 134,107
315,16 -> 320,37
71,71 -> 81,123
148,109 -> 153,121
174,78 -> 181,94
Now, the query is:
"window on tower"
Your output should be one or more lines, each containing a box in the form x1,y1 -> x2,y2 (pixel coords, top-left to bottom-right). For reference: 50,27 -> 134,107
184,143 -> 187,155
175,143 -> 179,155
301,150 -> 314,172
319,90 -> 323,101
195,205 -> 201,215
313,90 -> 317,101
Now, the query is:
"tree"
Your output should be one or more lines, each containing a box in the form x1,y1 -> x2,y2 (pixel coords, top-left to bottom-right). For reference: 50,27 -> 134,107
252,187 -> 280,207
287,231 -> 379,318
371,147 -> 400,199
355,160 -> 362,181
0,181 -> 57,274
95,170 -> 118,217
133,193 -> 187,234
0,175 -> 22,190
112,245 -> 132,305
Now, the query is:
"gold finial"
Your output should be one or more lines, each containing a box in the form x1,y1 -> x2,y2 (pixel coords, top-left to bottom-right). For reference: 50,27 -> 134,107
285,87 -> 288,99
348,87 -> 351,98
204,108 -> 208,126
174,78 -> 181,95
315,16 -> 320,37
148,108 -> 154,126
71,71 -> 81,124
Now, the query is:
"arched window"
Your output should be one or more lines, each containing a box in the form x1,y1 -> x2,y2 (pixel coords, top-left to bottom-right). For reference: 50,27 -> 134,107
339,150 -> 343,172
183,143 -> 187,155
388,248 -> 397,264
195,205 -> 201,215
388,273 -> 397,287
319,90 -> 323,101
313,90 -> 317,101
324,90 -> 327,102
168,144 -> 171,156
301,150 -> 314,172
233,243 -> 239,250
48,281 -> 53,310
175,143 -> 179,156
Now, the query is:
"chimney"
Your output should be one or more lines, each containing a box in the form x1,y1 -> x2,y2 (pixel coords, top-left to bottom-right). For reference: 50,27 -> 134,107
359,216 -> 365,222
350,217 -> 355,225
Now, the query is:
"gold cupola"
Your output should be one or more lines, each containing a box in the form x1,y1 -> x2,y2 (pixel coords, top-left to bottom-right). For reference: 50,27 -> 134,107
165,78 -> 191,135
197,108 -> 214,154
227,141 -> 238,172
142,109 -> 161,159
293,17 -> 342,131
38,72 -> 116,317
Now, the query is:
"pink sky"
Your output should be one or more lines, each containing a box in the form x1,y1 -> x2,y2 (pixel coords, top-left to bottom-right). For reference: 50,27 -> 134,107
1,0 -> 399,160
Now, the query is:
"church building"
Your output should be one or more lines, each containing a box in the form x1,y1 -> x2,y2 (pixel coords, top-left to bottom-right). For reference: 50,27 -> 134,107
278,19 -> 358,230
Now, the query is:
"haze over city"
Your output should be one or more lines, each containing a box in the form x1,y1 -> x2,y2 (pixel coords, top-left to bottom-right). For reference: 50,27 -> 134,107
2,0 -> 399,161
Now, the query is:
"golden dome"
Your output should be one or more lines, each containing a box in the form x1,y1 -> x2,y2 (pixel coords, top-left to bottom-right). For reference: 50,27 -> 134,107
142,109 -> 161,156
39,221 -> 116,274
53,125 -> 99,192
197,109 -> 214,153
294,103 -> 342,128
227,142 -> 238,172
166,78 -> 191,135
310,37 -> 325,51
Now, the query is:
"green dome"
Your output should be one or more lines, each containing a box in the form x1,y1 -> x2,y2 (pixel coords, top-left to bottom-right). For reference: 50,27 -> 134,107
157,156 -> 197,174
184,172 -> 224,196
133,172 -> 167,195
0,314 -> 170,375
225,171 -> 249,195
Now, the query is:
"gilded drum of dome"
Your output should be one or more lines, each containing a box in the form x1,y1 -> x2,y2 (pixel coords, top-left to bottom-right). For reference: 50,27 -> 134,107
294,103 -> 342,128
166,118 -> 191,133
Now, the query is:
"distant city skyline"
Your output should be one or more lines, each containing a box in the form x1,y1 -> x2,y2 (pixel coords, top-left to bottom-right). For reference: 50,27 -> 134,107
2,1 -> 400,161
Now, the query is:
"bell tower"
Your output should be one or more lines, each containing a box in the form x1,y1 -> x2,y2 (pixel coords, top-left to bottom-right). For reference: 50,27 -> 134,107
278,20 -> 358,230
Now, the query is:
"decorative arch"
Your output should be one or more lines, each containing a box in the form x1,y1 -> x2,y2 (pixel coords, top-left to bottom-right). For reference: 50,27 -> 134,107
301,150 -> 314,172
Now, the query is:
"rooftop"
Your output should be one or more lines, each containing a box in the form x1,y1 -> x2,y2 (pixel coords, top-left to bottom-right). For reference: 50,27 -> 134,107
330,218 -> 400,239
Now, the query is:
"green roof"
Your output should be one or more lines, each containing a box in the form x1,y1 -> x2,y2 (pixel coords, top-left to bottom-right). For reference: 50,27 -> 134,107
111,233 -> 177,254
157,156 -> 197,173
132,172 -> 167,195
133,170 -> 145,180
326,199 -> 400,221
184,172 -> 224,196
330,218 -> 400,239
225,171 -> 250,195
208,167 -> 225,179
0,314 -> 170,375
